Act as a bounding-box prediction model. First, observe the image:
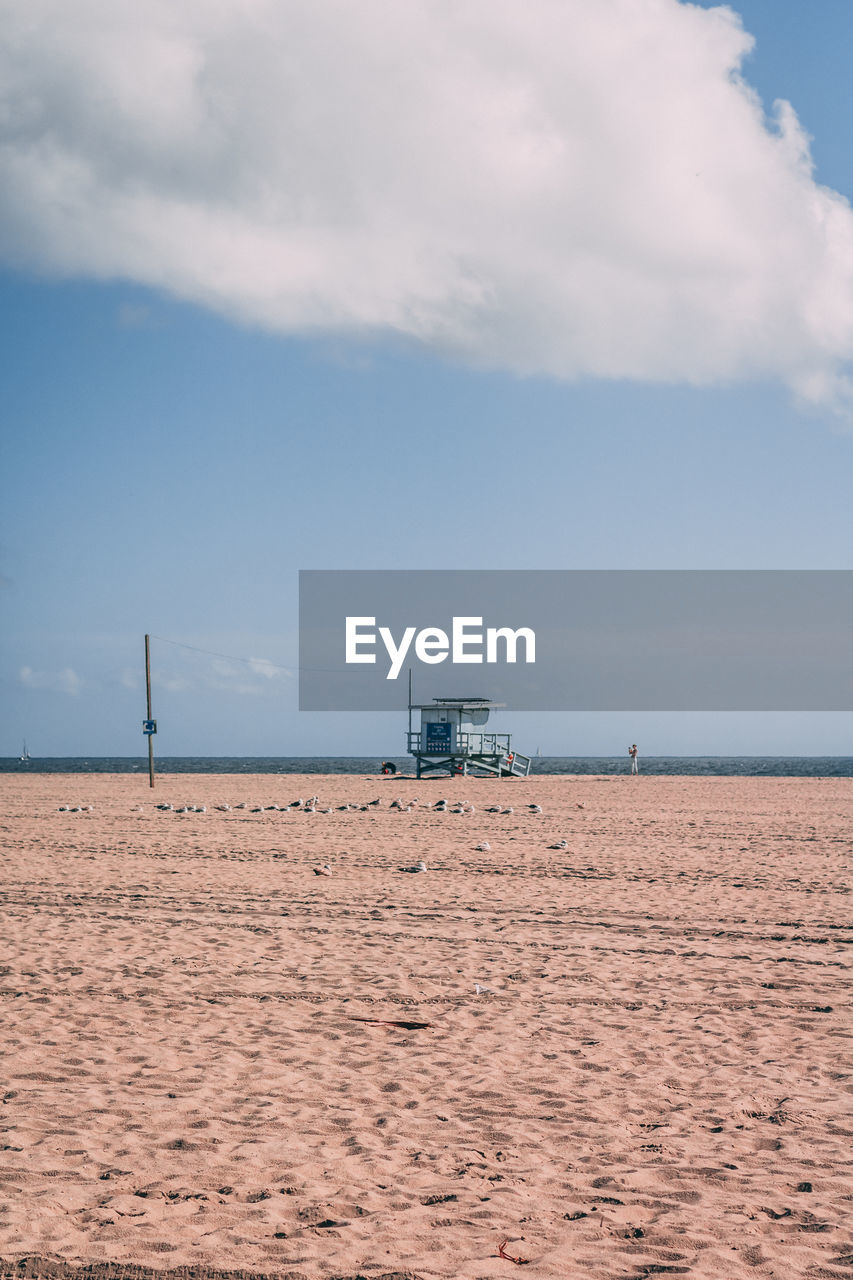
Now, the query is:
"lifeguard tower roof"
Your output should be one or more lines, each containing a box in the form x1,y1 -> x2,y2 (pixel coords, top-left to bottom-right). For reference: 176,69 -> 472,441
411,696 -> 505,711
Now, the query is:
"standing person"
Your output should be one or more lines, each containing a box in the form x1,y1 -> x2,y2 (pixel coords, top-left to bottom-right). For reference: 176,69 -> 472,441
628,744 -> 639,774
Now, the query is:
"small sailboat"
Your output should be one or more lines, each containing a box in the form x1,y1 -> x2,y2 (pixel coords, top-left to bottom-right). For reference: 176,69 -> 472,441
535,746 -> 542,758
19,741 -> 30,763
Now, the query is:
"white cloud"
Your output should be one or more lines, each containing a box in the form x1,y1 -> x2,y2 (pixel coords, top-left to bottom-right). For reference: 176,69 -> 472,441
2,0 -> 853,412
207,656 -> 290,694
248,656 -> 290,680
19,665 -> 82,695
161,675 -> 192,693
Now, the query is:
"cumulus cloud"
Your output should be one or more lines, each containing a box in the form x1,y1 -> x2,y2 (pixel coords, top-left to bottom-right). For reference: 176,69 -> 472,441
19,665 -> 82,695
248,656 -> 290,680
2,0 -> 853,410
208,656 -> 290,694
160,675 -> 192,693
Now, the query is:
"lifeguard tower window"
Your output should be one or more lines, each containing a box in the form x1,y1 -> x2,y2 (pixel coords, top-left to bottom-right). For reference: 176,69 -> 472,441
407,697 -> 531,778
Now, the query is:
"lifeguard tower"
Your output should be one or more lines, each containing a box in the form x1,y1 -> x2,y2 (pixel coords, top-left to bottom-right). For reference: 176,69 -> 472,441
407,696 -> 531,779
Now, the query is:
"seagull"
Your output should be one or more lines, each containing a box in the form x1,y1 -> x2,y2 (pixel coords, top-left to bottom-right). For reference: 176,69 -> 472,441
549,839 -> 569,850
485,805 -> 502,813
475,841 -> 491,852
58,806 -> 68,812
502,806 -> 514,815
215,804 -> 231,812
400,860 -> 428,872
528,804 -> 542,813
313,864 -> 332,876
474,982 -> 493,995
368,798 -> 381,806
235,802 -> 247,809
289,799 -> 304,808
577,802 -> 586,809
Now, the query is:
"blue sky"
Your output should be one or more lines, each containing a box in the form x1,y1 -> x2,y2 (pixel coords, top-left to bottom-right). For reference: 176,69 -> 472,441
1,0 -> 852,757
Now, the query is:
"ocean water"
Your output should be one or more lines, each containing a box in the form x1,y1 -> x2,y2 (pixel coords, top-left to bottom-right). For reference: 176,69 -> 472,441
2,755 -> 851,776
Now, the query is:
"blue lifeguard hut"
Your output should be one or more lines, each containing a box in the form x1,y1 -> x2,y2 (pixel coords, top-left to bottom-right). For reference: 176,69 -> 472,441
406,696 -> 531,779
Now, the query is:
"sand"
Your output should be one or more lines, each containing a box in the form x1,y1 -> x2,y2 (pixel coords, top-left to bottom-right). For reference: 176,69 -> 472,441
0,771 -> 851,1280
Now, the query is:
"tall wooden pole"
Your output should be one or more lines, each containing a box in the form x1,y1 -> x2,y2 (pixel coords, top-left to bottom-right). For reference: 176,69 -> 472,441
145,634 -> 155,789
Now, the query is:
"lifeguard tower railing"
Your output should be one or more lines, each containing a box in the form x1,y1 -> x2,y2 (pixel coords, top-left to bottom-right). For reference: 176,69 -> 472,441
408,730 -> 512,756
407,730 -> 531,778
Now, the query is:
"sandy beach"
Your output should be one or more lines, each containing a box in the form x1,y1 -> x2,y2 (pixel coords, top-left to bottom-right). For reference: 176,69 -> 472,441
0,771 -> 851,1280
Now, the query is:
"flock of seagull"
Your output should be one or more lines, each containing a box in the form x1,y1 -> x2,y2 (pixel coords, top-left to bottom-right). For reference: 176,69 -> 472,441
57,795 -> 591,818
55,792 -> 585,874
142,795 -> 555,817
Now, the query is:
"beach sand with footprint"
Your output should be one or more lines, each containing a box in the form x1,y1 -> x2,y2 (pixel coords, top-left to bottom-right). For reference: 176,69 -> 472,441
0,772 -> 851,1279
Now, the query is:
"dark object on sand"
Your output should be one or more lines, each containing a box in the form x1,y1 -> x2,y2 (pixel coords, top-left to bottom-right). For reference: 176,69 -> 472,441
351,1017 -> 432,1030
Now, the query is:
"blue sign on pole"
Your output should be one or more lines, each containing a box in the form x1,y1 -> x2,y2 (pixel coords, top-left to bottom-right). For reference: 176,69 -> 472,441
143,719 -> 157,735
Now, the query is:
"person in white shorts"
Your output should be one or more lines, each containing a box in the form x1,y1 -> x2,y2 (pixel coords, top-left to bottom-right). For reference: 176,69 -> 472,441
628,744 -> 639,774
